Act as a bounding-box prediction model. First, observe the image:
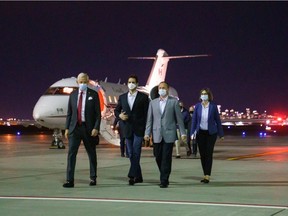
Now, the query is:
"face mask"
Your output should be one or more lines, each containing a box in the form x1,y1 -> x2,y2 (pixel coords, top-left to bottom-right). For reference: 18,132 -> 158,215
200,95 -> 209,101
189,111 -> 194,114
79,83 -> 88,91
128,83 -> 137,90
158,89 -> 167,97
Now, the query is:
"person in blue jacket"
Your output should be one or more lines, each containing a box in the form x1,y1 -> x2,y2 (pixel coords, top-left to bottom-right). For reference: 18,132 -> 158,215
190,88 -> 224,184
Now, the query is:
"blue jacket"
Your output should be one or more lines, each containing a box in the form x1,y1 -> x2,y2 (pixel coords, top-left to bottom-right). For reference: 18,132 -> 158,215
190,102 -> 224,138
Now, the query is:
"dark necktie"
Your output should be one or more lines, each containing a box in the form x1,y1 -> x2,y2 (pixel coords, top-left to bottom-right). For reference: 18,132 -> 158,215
77,91 -> 83,125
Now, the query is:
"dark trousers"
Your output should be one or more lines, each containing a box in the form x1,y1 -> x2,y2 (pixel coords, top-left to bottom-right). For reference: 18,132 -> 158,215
120,136 -> 128,156
66,124 -> 97,181
197,130 -> 217,176
126,134 -> 143,180
153,140 -> 174,185
191,139 -> 198,155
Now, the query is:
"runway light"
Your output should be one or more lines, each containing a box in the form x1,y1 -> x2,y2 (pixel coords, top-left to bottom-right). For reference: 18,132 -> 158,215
16,131 -> 21,136
259,132 -> 267,137
242,132 -> 246,137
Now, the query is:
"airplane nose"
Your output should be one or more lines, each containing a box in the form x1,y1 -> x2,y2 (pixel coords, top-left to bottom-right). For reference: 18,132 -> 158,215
32,101 -> 44,122
33,113 -> 40,121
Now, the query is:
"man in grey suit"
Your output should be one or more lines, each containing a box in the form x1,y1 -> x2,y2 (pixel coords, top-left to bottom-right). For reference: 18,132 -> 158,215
144,81 -> 186,188
63,72 -> 101,188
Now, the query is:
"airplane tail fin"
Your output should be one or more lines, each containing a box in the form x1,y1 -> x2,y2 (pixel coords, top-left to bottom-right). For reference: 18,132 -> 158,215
129,49 -> 210,92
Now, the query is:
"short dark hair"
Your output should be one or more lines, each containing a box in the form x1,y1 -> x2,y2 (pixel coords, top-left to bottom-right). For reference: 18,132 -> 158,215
158,81 -> 169,89
128,74 -> 138,84
199,87 -> 214,101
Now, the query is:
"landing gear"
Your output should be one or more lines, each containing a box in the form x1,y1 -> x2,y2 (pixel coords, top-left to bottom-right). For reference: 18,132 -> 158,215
50,128 -> 65,149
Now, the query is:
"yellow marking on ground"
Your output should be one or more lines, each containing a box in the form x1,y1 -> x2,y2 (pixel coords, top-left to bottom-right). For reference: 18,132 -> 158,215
227,149 -> 288,160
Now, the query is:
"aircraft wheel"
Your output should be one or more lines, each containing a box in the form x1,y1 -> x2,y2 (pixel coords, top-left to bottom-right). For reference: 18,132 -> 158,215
50,140 -> 59,149
57,140 -> 65,149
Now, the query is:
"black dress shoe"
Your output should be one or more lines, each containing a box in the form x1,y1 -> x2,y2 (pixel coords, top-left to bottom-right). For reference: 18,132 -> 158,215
63,181 -> 74,188
128,178 -> 135,185
159,184 -> 168,188
187,150 -> 192,156
134,178 -> 143,184
89,179 -> 97,186
200,179 -> 209,184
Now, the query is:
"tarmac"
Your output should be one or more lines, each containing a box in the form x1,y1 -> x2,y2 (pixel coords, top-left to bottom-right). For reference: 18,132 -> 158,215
0,133 -> 288,216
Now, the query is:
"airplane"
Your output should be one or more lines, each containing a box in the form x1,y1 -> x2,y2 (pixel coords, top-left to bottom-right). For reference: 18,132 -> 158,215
32,49 -> 209,148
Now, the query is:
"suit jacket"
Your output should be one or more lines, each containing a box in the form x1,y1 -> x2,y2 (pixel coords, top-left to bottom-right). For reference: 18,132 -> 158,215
145,96 -> 186,143
190,102 -> 224,137
66,88 -> 101,134
114,91 -> 149,138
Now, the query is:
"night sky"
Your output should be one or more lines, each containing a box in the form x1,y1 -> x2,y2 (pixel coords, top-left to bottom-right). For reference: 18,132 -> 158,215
1,2 -> 288,119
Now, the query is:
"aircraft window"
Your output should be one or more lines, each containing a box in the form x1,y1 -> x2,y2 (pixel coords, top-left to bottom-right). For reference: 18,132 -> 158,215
44,87 -> 77,95
114,96 -> 117,103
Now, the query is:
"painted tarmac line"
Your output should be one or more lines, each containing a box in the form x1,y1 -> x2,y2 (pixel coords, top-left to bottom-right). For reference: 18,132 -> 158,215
0,196 -> 287,210
227,149 -> 288,160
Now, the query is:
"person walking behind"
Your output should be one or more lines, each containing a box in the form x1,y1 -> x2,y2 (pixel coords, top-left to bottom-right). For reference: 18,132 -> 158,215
112,117 -> 128,157
114,74 -> 149,185
187,105 -> 197,157
190,88 -> 224,184
144,81 -> 186,188
175,101 -> 192,158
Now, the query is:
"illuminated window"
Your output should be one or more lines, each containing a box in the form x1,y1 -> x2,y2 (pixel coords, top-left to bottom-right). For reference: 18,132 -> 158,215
44,87 -> 77,95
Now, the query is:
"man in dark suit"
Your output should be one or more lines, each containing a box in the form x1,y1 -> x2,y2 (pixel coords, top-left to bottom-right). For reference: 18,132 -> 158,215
63,72 -> 101,188
114,74 -> 149,185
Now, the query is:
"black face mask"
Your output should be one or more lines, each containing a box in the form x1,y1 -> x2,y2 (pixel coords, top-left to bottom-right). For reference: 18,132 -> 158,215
180,106 -> 183,109
189,111 -> 194,114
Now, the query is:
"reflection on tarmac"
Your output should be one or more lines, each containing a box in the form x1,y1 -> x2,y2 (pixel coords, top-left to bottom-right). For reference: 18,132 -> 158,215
0,133 -> 288,216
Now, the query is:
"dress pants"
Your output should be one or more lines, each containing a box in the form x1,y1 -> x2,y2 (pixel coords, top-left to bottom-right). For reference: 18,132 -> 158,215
197,129 -> 217,176
153,140 -> 174,185
126,134 -> 143,179
120,136 -> 127,156
66,123 -> 97,181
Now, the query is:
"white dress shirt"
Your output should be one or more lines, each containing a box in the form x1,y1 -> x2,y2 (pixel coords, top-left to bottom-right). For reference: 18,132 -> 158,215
127,91 -> 138,110
78,90 -> 87,122
200,102 -> 209,130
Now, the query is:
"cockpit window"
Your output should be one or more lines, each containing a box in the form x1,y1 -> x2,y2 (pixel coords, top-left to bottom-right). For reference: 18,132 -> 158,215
44,87 -> 77,95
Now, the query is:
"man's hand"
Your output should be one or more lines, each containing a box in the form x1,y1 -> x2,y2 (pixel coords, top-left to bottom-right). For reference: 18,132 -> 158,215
64,129 -> 69,139
119,111 -> 128,121
144,135 -> 150,142
91,129 -> 99,137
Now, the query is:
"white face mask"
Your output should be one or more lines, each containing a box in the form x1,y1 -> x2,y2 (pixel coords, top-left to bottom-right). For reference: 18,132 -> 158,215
128,83 -> 137,90
79,83 -> 88,91
200,95 -> 209,101
158,89 -> 167,97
